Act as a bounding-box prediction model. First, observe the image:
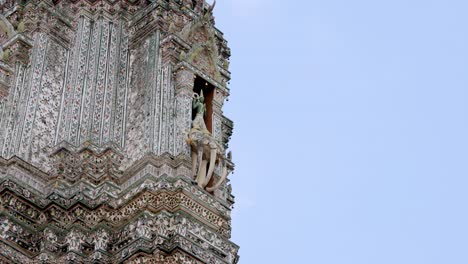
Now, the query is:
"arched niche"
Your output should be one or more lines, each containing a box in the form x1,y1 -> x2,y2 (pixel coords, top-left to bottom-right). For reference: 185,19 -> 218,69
188,44 -> 220,81
179,13 -> 222,82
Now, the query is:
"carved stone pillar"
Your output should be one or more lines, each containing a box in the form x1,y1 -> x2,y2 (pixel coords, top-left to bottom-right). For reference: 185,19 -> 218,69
212,88 -> 226,144
174,67 -> 194,156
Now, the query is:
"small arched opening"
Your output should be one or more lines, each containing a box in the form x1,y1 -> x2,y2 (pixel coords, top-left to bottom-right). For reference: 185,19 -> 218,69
192,75 -> 215,133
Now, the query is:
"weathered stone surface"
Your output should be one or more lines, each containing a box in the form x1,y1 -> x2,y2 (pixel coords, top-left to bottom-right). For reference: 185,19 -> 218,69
0,0 -> 237,262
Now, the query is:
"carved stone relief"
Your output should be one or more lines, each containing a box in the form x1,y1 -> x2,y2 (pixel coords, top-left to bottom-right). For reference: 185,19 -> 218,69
0,1 -> 238,262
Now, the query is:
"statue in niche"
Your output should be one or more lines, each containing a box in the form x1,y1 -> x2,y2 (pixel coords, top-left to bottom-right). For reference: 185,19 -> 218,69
187,91 -> 233,192
193,91 -> 206,115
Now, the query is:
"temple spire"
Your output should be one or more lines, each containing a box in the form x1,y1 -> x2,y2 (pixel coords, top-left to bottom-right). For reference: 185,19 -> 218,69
0,0 -> 238,262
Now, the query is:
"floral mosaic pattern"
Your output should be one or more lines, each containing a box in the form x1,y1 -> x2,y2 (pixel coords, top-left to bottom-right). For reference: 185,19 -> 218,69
0,0 -> 237,262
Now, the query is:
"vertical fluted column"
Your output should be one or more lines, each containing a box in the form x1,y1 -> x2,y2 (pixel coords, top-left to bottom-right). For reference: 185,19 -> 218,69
174,67 -> 194,156
212,88 -> 226,145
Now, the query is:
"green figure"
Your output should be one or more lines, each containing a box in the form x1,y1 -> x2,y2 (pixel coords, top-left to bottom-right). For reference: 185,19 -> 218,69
191,90 -> 210,136
193,90 -> 206,116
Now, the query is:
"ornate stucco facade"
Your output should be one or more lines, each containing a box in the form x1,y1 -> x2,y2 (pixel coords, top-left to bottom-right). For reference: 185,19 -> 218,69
0,0 -> 238,262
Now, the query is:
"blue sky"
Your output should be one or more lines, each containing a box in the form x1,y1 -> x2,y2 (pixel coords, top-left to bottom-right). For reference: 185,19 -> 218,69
211,1 -> 468,263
